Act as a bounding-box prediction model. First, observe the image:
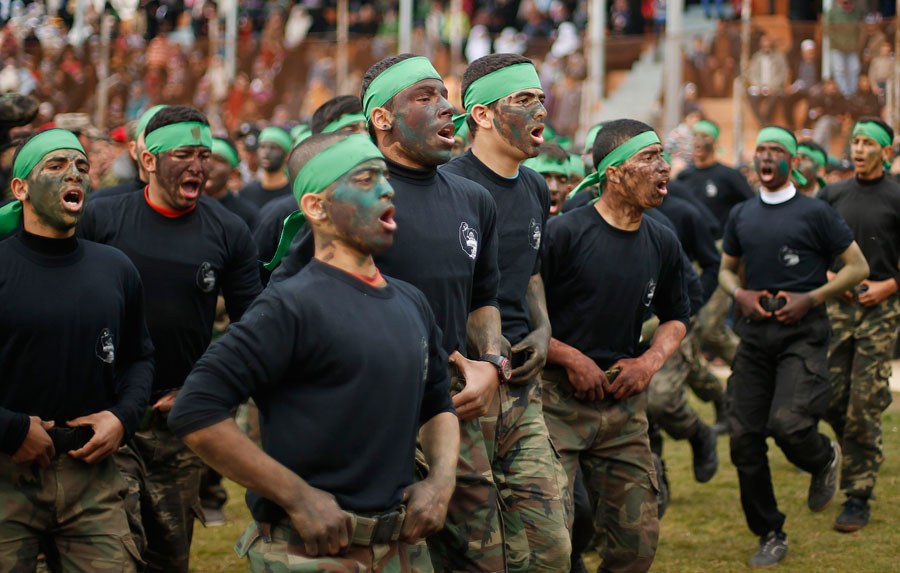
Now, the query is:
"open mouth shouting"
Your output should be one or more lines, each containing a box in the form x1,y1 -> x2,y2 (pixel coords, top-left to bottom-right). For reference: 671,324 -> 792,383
379,205 -> 397,233
437,123 -> 456,147
530,124 -> 545,146
758,162 -> 777,183
61,187 -> 84,214
179,177 -> 203,201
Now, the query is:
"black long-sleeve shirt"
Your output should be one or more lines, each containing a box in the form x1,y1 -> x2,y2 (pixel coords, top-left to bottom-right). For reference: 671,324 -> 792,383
217,192 -> 260,231
441,151 -> 549,345
657,194 -> 721,302
254,194 -> 298,286
0,231 -> 154,454
169,260 -> 454,519
819,175 -> 900,286
79,192 -> 261,395
677,162 -> 754,236
274,159 -> 500,358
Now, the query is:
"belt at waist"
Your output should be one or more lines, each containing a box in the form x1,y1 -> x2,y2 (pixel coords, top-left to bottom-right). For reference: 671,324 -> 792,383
46,426 -> 94,455
262,506 -> 406,547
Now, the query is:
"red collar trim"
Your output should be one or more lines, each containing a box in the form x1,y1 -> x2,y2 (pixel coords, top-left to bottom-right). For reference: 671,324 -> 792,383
144,186 -> 197,217
348,268 -> 386,288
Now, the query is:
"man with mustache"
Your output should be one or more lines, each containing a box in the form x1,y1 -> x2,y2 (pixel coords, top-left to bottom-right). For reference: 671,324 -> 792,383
818,118 -> 900,532
719,126 -> 868,567
240,126 -> 292,209
0,129 -> 153,570
442,53 -> 570,571
541,119 -> 690,573
79,105 -> 262,572
271,54 -> 505,573
169,132 -> 459,571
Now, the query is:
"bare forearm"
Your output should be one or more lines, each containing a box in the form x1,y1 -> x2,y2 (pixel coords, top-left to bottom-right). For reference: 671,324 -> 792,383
718,267 -> 741,297
467,306 -> 502,356
525,274 -> 551,334
182,419 -> 308,512
548,337 -> 581,367
419,412 -> 459,489
639,320 -> 687,374
813,243 -> 869,304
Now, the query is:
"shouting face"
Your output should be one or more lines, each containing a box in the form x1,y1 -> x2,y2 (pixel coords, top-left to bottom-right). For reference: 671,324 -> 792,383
386,78 -> 456,167
796,151 -> 819,189
492,88 -> 547,159
542,171 -> 570,215
850,134 -> 887,180
613,143 -> 670,210
154,145 -> 211,210
324,159 -> 397,254
259,140 -> 288,173
205,155 -> 233,197
24,148 -> 91,232
754,142 -> 794,191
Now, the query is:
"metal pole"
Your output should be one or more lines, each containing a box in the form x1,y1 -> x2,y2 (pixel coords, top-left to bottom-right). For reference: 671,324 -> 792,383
733,0 -> 751,164
95,14 -> 113,130
822,0 -> 833,80
449,0 -> 462,73
224,0 -> 237,83
591,0 -> 606,101
338,0 -> 349,94
73,0 -> 87,54
663,0 -> 684,135
399,0 -> 413,54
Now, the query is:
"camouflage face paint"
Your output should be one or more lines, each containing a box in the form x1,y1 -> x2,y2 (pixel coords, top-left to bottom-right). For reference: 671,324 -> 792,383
850,135 -> 885,178
618,144 -> 669,210
386,79 -> 455,168
542,172 -> 569,215
753,142 -> 792,191
259,141 -> 287,172
27,149 -> 91,231
492,90 -> 546,158
155,146 -> 211,209
796,153 -> 818,187
205,155 -> 233,197
325,158 -> 396,254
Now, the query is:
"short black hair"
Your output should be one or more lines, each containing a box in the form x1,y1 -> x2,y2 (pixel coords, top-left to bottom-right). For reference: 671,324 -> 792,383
311,96 -> 363,134
591,119 -> 655,175
12,129 -> 87,180
537,141 -> 569,163
144,105 -> 209,137
360,54 -> 417,140
856,116 -> 894,145
287,131 -> 352,188
461,53 -> 534,134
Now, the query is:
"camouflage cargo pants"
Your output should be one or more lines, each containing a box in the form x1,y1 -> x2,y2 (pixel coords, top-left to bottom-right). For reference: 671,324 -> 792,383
0,452 -> 141,572
118,408 -> 205,573
426,369 -> 505,573
236,521 -> 433,572
695,287 -> 739,364
493,378 -> 571,572
647,332 -> 703,441
825,294 -> 900,500
540,366 -> 659,573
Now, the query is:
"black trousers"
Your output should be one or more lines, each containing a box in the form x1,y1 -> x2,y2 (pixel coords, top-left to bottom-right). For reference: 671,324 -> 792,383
727,307 -> 833,536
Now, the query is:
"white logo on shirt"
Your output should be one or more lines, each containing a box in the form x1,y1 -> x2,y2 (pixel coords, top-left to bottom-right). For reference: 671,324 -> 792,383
643,278 -> 657,307
422,337 -> 429,382
459,222 -> 479,260
96,328 -> 115,364
196,262 -> 217,293
779,246 -> 800,267
705,180 -> 718,198
528,218 -> 541,250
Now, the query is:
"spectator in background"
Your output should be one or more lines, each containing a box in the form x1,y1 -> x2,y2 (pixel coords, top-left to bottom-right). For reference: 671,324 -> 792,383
861,13 -> 887,71
850,75 -> 883,120
784,39 -> 821,130
867,41 -> 893,95
809,79 -> 848,149
747,35 -> 788,125
824,0 -> 863,97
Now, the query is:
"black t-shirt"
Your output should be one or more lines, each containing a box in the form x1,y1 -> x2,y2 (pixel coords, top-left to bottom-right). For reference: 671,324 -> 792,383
169,260 -> 454,519
562,189 -> 595,213
664,178 -> 721,237
78,192 -> 262,395
254,194 -> 299,286
657,194 -> 721,302
542,205 -> 691,370
0,231 -> 154,454
91,178 -> 145,201
441,151 -> 549,345
819,175 -> 900,285
217,191 -> 260,231
240,180 -> 292,210
722,192 -> 854,292
273,159 -> 500,358
677,162 -> 754,236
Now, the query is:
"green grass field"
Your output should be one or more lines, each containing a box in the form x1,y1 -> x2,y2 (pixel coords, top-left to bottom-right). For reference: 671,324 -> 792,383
190,395 -> 900,572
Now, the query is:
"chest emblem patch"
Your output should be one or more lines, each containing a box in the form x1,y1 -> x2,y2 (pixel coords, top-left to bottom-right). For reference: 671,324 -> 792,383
643,278 -> 657,307
96,328 -> 115,364
197,262 -> 218,293
705,180 -> 718,198
779,246 -> 800,267
459,222 -> 479,260
528,218 -> 541,250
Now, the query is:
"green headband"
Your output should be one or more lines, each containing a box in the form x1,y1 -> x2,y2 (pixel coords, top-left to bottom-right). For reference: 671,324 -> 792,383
0,129 -> 87,235
322,113 -> 366,134
136,105 -> 167,140
568,154 -> 585,178
567,130 -> 661,199
263,134 -> 384,271
291,125 -> 312,146
522,154 -> 569,176
693,120 -> 720,141
455,122 -> 470,143
145,122 -> 212,154
452,63 -> 542,131
797,144 -> 827,168
211,138 -> 239,168
853,122 -> 892,171
259,127 -> 292,153
362,57 -> 442,125
583,124 -> 603,153
755,127 -> 808,186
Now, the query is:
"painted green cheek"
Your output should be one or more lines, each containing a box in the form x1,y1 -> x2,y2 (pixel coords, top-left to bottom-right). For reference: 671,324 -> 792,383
777,159 -> 790,175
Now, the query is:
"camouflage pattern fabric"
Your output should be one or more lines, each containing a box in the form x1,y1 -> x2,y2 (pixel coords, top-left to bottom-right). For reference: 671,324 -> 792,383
0,452 -> 142,572
825,294 -> 900,500
493,378 -> 571,571
681,327 -> 725,403
540,367 -> 659,573
694,288 -> 739,364
647,331 -> 704,440
235,521 -> 433,572
115,442 -> 150,558
122,407 -> 205,572
426,369 -> 505,573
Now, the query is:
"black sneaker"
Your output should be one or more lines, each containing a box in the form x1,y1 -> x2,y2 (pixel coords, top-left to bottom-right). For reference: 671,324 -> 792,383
689,423 -> 719,483
834,497 -> 870,532
748,531 -> 788,568
653,453 -> 669,519
808,440 -> 841,512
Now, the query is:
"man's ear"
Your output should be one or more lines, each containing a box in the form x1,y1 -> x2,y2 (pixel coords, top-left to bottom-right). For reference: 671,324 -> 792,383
370,107 -> 393,132
300,192 -> 327,223
10,177 -> 28,202
470,104 -> 493,131
140,150 -> 157,173
605,165 -> 621,185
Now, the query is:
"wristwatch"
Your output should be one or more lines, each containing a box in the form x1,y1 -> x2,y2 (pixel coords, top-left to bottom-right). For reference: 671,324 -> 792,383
479,354 -> 512,383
